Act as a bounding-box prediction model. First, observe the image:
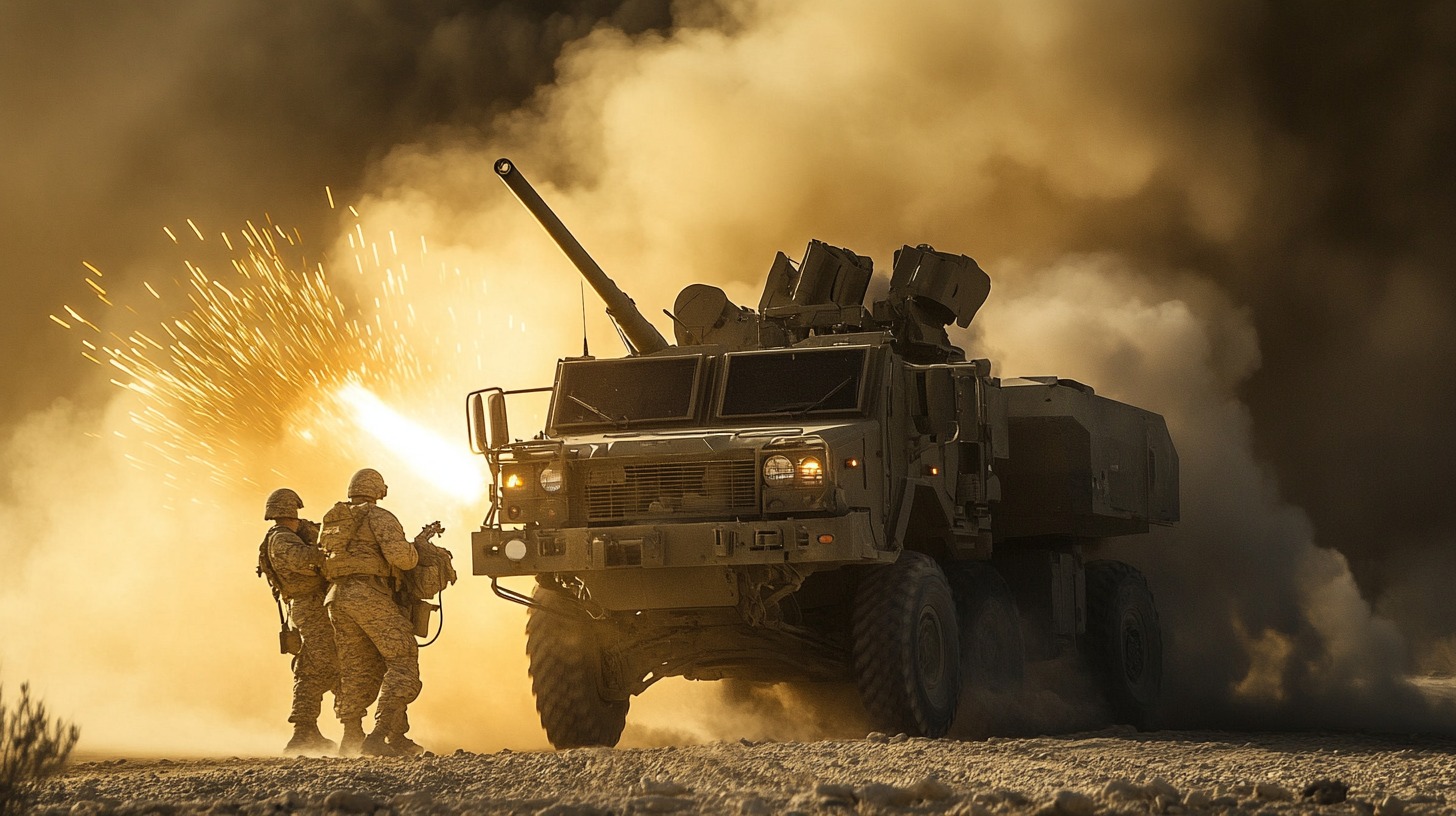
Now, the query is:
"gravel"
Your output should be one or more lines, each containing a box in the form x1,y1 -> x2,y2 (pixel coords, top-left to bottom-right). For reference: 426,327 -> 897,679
34,729 -> 1456,815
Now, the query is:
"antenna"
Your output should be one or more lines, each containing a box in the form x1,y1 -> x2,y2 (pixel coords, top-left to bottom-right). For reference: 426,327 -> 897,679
580,281 -> 589,357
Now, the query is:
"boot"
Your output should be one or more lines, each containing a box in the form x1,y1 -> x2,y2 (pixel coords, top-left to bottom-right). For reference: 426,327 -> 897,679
361,728 -> 402,757
388,733 -> 425,756
284,721 -> 337,754
339,720 -> 366,757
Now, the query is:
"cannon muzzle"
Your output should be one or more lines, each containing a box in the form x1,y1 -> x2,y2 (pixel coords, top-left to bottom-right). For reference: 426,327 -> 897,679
494,158 -> 669,355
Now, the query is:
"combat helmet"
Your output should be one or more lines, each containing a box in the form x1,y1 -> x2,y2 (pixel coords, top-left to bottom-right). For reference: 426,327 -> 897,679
348,468 -> 388,501
264,487 -> 304,520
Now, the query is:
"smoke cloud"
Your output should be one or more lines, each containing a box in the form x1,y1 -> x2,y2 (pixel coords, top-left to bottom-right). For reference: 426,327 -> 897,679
3,0 -> 1455,753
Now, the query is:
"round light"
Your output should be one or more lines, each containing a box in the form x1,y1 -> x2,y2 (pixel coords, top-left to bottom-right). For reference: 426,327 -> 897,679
503,539 -> 528,561
504,472 -> 525,490
797,457 -> 824,484
763,455 -> 794,485
539,466 -> 563,493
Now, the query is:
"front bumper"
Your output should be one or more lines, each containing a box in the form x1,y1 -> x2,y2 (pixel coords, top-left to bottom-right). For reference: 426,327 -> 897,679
474,512 -> 884,579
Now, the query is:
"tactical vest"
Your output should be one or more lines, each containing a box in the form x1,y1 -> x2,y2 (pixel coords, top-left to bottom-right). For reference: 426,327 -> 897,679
319,501 -> 393,581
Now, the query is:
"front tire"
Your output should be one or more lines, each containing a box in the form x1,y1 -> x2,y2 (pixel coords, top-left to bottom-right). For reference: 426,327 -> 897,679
851,551 -> 960,737
1084,561 -> 1162,728
526,587 -> 629,748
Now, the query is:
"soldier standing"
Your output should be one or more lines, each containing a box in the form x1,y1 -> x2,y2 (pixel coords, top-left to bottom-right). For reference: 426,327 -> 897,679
321,467 -> 423,757
260,488 -> 340,754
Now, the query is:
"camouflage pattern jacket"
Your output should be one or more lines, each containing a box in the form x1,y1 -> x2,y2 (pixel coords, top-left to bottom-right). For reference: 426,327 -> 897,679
266,522 -> 326,600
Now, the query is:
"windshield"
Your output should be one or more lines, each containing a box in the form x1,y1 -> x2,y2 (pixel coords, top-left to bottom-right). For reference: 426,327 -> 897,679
719,347 -> 870,418
551,355 -> 702,429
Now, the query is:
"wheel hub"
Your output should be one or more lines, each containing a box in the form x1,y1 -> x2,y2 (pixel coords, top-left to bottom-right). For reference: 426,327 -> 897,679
917,608 -> 946,689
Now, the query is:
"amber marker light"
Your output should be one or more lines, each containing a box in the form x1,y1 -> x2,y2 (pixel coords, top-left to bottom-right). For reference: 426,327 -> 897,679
817,533 -> 834,544
844,457 -> 860,469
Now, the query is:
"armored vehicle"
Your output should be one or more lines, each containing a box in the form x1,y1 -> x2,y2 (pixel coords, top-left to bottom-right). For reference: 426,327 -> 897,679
467,158 -> 1179,748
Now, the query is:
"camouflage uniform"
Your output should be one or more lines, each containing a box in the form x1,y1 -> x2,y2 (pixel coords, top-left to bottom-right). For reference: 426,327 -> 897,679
323,469 -> 420,756
261,487 -> 338,754
266,522 -> 340,728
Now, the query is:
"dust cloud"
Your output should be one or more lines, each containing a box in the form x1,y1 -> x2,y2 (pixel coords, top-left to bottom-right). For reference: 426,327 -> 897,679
968,257 -> 1437,731
2,0 -> 1455,755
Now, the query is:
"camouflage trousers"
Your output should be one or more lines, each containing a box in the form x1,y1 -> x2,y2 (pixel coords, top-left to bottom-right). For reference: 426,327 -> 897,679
287,591 -> 340,724
327,576 -> 420,735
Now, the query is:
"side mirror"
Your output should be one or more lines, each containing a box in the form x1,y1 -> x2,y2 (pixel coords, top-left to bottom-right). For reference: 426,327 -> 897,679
467,393 -> 489,454
487,392 -> 510,450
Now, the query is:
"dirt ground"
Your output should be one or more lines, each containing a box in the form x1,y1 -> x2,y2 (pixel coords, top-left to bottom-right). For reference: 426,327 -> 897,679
35,729 -> 1456,815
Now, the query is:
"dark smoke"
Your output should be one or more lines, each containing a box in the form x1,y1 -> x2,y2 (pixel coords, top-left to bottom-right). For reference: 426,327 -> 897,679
0,0 -> 671,428
1231,4 -> 1456,669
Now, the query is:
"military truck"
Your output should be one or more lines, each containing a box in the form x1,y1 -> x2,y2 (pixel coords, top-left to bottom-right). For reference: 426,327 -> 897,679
467,158 -> 1179,748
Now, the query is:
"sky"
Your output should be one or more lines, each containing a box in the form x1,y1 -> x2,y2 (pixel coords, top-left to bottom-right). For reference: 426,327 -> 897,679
2,0 -> 1455,753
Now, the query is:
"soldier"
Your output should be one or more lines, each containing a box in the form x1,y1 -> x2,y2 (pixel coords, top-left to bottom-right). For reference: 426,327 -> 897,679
321,467 -> 423,757
260,487 -> 340,754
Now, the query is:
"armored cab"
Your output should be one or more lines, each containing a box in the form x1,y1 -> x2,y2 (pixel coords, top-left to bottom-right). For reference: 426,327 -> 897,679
468,159 -> 1178,748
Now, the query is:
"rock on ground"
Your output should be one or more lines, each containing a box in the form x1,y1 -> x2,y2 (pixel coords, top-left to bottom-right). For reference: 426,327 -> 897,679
33,730 -> 1456,815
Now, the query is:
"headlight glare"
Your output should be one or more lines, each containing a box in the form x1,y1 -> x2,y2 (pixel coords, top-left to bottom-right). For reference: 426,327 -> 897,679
797,456 -> 824,485
504,472 -> 525,490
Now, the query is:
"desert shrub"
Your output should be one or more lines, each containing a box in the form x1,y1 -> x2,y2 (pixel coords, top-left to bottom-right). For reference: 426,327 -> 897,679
0,682 -> 80,816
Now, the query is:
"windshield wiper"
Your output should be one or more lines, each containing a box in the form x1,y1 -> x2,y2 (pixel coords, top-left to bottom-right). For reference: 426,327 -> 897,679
567,394 -> 625,426
754,377 -> 855,417
792,377 -> 855,418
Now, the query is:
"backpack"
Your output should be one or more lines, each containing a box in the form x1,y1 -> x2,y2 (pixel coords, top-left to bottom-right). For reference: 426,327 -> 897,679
403,521 -> 458,600
318,501 -> 364,558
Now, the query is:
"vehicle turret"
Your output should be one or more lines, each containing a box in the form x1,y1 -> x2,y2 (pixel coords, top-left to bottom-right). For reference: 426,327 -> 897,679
494,157 -> 992,362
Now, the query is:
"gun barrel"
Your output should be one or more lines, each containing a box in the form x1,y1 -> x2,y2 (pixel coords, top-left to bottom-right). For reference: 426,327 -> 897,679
494,158 -> 669,355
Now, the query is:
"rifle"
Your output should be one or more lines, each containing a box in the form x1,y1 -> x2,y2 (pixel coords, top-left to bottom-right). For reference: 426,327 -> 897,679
415,520 -> 444,545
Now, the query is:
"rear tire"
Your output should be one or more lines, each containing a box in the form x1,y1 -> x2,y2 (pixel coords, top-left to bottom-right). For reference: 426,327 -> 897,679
526,587 -> 629,748
1084,560 -> 1162,728
950,563 -> 1025,691
949,562 -> 1025,737
851,551 -> 960,737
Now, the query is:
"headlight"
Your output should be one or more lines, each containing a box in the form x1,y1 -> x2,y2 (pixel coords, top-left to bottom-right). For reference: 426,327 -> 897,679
503,538 -> 528,561
797,456 -> 823,485
539,466 -> 563,493
504,472 -> 525,490
763,455 -> 795,485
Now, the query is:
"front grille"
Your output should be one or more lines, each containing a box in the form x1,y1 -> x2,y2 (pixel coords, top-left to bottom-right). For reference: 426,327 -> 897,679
582,457 -> 758,522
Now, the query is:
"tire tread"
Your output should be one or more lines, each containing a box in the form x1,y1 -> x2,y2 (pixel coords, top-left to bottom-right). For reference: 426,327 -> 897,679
526,590 -> 629,748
